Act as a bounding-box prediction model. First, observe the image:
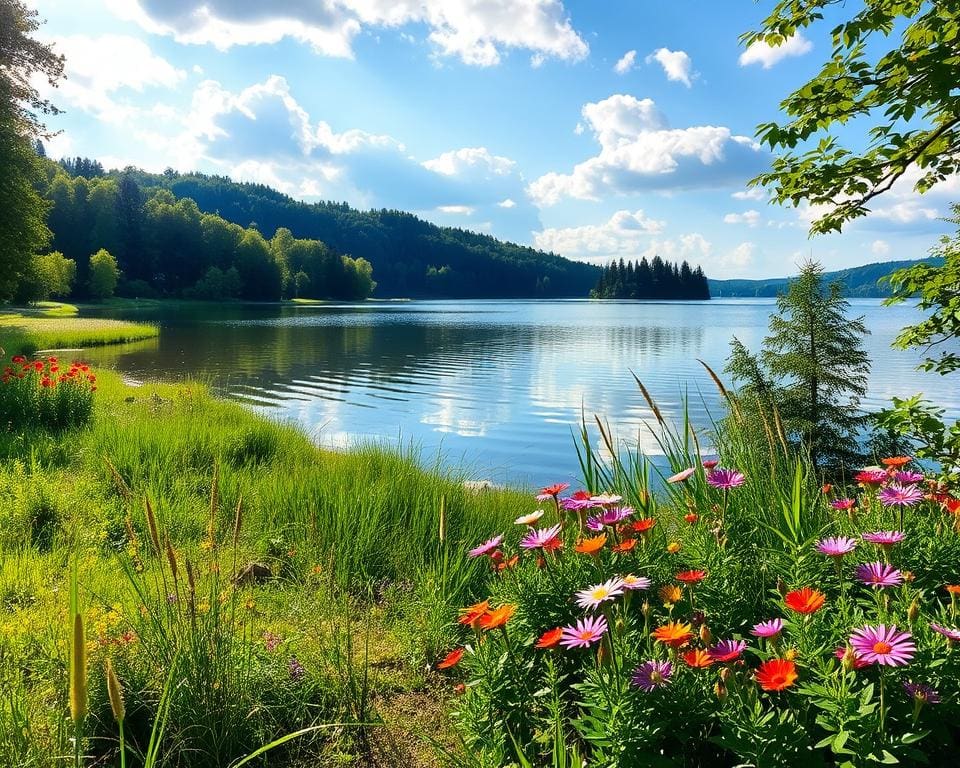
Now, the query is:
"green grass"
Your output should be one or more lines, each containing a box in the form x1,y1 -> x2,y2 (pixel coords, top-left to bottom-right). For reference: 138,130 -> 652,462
0,368 -> 527,767
0,309 -> 159,354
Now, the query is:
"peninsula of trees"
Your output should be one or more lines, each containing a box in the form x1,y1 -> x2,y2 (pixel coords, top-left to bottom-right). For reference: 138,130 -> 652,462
591,257 -> 710,300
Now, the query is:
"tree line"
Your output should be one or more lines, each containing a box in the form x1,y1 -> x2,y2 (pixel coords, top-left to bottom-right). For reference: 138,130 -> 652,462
591,256 -> 710,300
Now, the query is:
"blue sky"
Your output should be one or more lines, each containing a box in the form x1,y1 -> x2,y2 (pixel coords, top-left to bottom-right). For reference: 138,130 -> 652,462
29,0 -> 956,278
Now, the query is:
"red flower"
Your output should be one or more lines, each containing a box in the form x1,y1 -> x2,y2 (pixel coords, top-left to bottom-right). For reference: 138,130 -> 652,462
676,570 -> 706,585
684,513 -> 699,524
821,484 -> 832,495
540,483 -> 570,497
612,538 -> 637,553
33,361 -> 43,371
535,627 -> 563,649
784,587 -> 826,614
11,355 -> 25,364
570,489 -> 592,501
682,648 -> 714,668
437,648 -> 464,669
756,659 -> 797,691
631,518 -> 656,534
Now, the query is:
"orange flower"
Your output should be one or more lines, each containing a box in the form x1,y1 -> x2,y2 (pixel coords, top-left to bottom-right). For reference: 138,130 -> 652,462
497,554 -> 519,572
756,659 -> 798,691
945,498 -> 960,515
479,604 -> 516,631
945,585 -> 960,595
784,587 -> 826,614
666,541 -> 681,554
631,518 -> 657,534
437,648 -> 464,669
821,484 -> 832,495
682,648 -> 714,668
652,621 -> 693,648
458,599 -> 490,630
881,456 -> 912,468
541,537 -> 564,553
535,627 -> 563,649
575,534 -> 607,556
659,584 -> 682,605
612,537 -> 637,553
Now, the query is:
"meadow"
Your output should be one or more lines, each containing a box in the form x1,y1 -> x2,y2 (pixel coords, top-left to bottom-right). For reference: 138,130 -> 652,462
0,303 -> 158,355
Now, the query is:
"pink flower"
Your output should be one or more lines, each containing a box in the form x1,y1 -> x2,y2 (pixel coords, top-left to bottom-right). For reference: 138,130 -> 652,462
520,524 -> 562,551
861,531 -> 905,547
708,639 -> 746,662
879,483 -> 924,507
468,535 -> 503,558
586,506 -> 633,531
815,537 -> 858,557
830,498 -> 856,511
559,615 -> 608,649
667,467 -> 696,484
849,625 -> 915,666
893,471 -> 924,485
929,623 -> 960,642
750,618 -> 784,638
855,562 -> 903,589
706,468 -> 745,490
702,459 -> 719,469
855,469 -> 888,485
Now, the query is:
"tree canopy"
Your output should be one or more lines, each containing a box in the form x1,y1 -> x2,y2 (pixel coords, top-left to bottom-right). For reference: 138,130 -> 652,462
747,1 -> 960,234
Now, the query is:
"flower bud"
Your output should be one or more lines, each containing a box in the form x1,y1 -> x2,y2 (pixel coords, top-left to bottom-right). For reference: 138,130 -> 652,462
699,624 -> 713,645
841,645 -> 857,672
642,600 -> 652,619
714,681 -> 727,701
907,597 -> 920,623
776,578 -> 787,596
719,666 -> 731,683
902,570 -> 915,583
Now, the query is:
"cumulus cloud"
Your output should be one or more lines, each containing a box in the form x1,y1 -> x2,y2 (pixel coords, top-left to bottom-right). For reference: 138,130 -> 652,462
533,209 -> 666,262
645,48 -> 695,87
732,187 -> 767,201
422,147 -> 516,176
527,94 -> 765,206
723,210 -> 761,227
107,0 -> 589,66
739,32 -> 812,69
871,239 -> 891,256
720,241 -> 756,271
613,49 -> 637,75
38,34 -> 185,122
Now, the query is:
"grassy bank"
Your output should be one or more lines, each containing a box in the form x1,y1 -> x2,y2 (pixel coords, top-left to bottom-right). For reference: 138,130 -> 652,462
0,303 -> 159,355
0,367 -> 527,766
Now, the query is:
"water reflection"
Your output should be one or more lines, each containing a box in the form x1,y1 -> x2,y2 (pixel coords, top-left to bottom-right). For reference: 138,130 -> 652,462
80,300 -> 959,487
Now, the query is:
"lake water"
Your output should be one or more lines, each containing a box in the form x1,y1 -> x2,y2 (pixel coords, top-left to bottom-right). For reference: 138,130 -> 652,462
81,299 -> 959,488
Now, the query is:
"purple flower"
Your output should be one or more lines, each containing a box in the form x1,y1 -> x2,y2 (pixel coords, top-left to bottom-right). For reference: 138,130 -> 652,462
586,506 -> 634,531
560,497 -> 601,512
709,639 -> 746,662
849,625 -> 915,666
893,471 -> 924,485
559,615 -> 608,649
855,562 -> 903,589
831,498 -> 856,511
879,483 -> 924,507
468,534 -> 503,558
706,468 -> 745,490
815,536 -> 858,557
861,530 -> 905,547
288,655 -> 305,681
520,524 -> 562,550
750,618 -> 784,638
631,660 -> 673,691
903,681 -> 940,705
929,623 -> 960,642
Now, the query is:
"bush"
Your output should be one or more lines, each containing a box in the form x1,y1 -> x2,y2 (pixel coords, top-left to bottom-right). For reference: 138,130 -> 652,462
444,452 -> 960,767
0,355 -> 96,431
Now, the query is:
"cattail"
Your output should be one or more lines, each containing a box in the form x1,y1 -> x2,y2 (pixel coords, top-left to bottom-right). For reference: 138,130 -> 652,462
165,538 -> 179,580
144,497 -> 161,555
70,612 -> 87,724
105,658 -> 125,723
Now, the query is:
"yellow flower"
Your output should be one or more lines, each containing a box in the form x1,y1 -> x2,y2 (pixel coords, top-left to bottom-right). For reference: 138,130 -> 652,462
667,541 -> 682,554
784,647 -> 798,661
659,584 -> 682,605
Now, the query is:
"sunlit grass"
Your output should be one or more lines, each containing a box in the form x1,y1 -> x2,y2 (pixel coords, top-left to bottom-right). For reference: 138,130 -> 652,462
0,313 -> 159,354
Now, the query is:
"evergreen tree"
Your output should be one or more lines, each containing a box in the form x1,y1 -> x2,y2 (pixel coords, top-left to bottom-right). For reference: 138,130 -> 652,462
726,261 -> 871,469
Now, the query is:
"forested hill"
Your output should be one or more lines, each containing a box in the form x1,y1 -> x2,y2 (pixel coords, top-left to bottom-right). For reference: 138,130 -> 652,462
122,169 -> 600,298
709,257 -> 944,298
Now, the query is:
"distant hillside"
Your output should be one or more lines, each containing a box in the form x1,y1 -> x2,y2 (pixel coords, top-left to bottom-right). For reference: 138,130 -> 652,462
119,170 -> 601,299
710,258 -> 944,298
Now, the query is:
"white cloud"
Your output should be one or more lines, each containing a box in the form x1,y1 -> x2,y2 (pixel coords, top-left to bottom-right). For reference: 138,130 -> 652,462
437,204 -> 474,214
613,49 -> 637,75
723,209 -> 761,227
645,47 -> 694,87
739,32 -> 812,69
40,34 -> 185,122
871,239 -> 890,256
497,198 -> 517,208
720,241 -> 756,271
527,94 -> 764,206
108,0 -> 589,67
732,187 -> 766,201
534,209 -> 667,262
422,147 -> 516,176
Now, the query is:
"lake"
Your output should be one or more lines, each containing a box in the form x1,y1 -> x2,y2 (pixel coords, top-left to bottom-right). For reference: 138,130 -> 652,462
80,299 -> 959,488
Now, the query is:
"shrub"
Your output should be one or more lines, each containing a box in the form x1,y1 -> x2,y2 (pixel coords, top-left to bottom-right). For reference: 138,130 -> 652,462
0,355 -> 95,431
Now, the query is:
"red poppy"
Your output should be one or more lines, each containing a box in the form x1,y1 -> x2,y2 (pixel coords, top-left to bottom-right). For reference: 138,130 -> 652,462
684,513 -> 699,524
437,648 -> 464,669
11,355 -> 25,364
33,361 -> 43,371
535,627 -> 563,649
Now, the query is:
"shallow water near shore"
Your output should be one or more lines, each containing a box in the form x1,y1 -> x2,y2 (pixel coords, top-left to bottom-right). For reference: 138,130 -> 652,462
79,298 -> 959,487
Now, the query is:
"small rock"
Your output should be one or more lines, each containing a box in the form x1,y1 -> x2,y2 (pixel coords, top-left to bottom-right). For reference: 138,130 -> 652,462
233,562 -> 273,585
